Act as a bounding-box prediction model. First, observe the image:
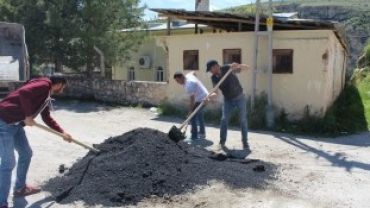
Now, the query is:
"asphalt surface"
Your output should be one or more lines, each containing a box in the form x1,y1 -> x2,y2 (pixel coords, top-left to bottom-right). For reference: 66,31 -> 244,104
4,100 -> 370,208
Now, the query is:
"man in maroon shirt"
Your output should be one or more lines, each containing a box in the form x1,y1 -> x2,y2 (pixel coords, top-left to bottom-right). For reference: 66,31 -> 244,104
0,74 -> 73,208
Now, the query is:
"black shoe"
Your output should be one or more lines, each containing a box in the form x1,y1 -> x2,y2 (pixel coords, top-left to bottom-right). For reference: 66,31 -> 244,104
243,143 -> 251,151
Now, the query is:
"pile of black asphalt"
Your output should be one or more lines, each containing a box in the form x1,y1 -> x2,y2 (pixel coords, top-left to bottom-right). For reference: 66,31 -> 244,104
43,128 -> 276,207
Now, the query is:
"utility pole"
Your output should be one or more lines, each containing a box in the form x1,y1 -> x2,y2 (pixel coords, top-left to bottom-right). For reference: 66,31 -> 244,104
251,0 -> 275,129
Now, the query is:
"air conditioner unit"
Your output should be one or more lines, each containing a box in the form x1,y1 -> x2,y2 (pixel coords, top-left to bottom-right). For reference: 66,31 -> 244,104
138,56 -> 151,69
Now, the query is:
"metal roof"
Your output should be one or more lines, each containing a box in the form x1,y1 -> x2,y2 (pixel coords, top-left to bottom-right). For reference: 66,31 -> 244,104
149,9 -> 347,51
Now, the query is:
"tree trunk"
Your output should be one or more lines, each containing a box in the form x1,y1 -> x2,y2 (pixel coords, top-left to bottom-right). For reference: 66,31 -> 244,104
55,56 -> 63,73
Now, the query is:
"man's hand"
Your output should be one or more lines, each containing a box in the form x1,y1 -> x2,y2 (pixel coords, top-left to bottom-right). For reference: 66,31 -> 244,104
203,97 -> 211,105
61,132 -> 73,143
24,116 -> 36,126
231,62 -> 239,71
203,92 -> 218,104
231,62 -> 249,72
238,64 -> 249,71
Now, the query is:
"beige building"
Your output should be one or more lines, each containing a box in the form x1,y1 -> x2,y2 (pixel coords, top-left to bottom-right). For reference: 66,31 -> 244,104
112,21 -> 214,82
113,10 -> 347,119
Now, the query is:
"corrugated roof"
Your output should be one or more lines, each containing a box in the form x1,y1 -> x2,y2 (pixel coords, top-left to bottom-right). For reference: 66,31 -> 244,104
149,9 -> 348,51
272,12 -> 298,19
121,21 -> 208,32
147,23 -> 208,31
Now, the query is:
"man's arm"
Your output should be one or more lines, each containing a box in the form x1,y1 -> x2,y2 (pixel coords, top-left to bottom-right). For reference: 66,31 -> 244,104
231,62 -> 249,72
186,71 -> 196,76
40,107 -> 72,142
189,95 -> 195,113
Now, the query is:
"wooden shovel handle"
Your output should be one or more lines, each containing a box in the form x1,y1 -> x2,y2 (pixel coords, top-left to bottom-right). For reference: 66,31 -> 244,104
34,123 -> 100,153
179,68 -> 234,130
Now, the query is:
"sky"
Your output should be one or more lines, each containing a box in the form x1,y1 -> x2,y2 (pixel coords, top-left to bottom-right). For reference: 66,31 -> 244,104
140,0 -> 253,19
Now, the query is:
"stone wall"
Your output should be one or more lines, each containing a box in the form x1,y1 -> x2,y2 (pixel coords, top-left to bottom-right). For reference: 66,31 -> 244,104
63,74 -> 168,107
0,81 -> 25,97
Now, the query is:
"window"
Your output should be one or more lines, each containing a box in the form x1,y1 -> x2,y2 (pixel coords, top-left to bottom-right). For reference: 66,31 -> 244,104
273,49 -> 293,74
156,66 -> 164,82
183,50 -> 199,70
128,67 -> 135,81
223,49 -> 241,64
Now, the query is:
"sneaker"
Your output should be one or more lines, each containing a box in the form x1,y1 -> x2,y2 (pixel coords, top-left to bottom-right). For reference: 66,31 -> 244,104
215,143 -> 227,151
183,136 -> 199,144
199,134 -> 206,139
13,184 -> 41,197
0,206 -> 8,208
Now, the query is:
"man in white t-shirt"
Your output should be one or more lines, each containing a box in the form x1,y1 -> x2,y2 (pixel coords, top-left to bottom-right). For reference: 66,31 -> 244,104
174,71 -> 209,142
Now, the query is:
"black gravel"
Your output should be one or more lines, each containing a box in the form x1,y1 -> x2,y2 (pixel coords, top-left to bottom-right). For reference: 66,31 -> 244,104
43,128 -> 276,207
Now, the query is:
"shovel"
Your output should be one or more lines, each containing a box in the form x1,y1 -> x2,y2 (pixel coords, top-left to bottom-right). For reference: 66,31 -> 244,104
168,67 -> 234,143
34,122 -> 100,154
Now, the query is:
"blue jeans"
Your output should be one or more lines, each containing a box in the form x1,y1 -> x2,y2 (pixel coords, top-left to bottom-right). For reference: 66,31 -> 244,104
190,102 -> 206,139
0,119 -> 33,207
220,94 -> 248,145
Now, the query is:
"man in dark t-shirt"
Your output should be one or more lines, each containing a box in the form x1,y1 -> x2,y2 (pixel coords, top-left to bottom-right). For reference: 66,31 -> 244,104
205,60 -> 250,151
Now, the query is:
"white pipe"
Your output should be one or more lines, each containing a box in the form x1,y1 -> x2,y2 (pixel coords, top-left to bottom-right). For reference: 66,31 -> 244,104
93,45 -> 105,77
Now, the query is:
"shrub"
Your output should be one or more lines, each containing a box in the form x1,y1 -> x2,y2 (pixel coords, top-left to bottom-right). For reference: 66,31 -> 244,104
247,92 -> 268,129
364,43 -> 370,67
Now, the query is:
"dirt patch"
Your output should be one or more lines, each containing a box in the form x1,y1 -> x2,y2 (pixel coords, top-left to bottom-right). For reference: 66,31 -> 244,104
43,128 -> 276,207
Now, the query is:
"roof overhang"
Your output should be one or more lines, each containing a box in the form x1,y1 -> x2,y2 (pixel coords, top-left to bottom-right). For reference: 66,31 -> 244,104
149,9 -> 348,52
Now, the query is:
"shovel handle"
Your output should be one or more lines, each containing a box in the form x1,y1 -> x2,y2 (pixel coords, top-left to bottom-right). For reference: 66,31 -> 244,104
34,123 -> 100,153
179,68 -> 234,130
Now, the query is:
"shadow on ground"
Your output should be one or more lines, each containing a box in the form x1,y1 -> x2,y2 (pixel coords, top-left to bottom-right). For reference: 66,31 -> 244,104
52,99 -> 116,114
273,133 -> 370,172
12,196 -> 55,208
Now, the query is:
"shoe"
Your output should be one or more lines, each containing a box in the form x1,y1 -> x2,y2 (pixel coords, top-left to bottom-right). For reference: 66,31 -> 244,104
199,134 -> 206,139
243,143 -> 251,151
13,184 -> 41,197
0,205 -> 8,208
183,136 -> 199,144
215,143 -> 227,151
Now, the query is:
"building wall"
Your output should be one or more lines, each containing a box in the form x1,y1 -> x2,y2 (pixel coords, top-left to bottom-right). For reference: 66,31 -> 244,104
265,30 -> 338,118
321,31 -> 346,113
330,31 -> 346,104
166,30 -> 346,118
113,37 -> 168,82
112,27 -> 219,82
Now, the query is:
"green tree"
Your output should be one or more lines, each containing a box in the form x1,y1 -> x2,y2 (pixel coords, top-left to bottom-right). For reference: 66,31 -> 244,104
0,0 -> 147,77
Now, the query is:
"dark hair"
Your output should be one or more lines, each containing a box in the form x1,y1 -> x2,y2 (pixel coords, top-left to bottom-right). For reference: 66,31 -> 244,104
173,71 -> 184,79
49,73 -> 67,85
206,60 -> 218,72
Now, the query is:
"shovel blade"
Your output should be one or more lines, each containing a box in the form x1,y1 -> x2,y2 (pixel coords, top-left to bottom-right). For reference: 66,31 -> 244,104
168,125 -> 185,143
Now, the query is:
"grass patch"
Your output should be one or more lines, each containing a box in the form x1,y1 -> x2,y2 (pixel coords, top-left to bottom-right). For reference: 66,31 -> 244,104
353,70 -> 370,127
274,82 -> 368,137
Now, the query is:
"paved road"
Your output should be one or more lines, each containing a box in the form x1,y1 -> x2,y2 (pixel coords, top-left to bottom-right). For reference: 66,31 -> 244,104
5,100 -> 370,208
